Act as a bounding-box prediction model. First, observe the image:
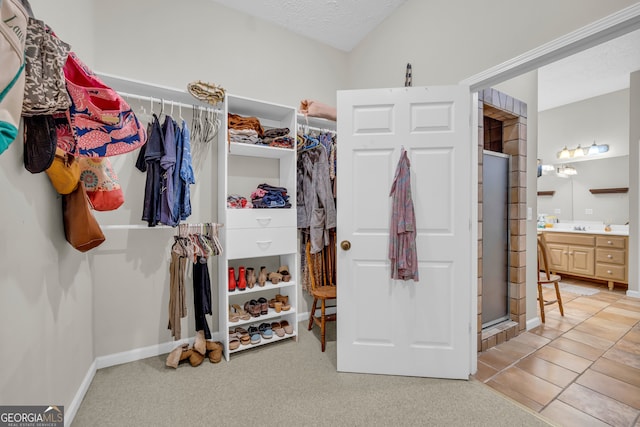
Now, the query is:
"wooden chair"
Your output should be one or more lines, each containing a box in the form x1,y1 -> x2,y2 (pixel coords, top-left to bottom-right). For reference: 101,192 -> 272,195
306,240 -> 337,352
537,234 -> 564,322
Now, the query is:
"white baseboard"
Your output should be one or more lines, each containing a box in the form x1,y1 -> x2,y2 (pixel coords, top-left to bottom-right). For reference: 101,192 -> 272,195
65,359 -> 96,427
526,317 -> 541,331
626,289 -> 640,299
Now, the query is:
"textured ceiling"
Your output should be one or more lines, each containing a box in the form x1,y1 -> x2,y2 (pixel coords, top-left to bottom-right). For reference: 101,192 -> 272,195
211,0 -> 639,110
209,0 -> 408,52
538,29 -> 640,111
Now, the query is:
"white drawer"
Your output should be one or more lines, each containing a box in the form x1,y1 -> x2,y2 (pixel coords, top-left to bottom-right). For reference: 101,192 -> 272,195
225,209 -> 296,229
225,227 -> 297,259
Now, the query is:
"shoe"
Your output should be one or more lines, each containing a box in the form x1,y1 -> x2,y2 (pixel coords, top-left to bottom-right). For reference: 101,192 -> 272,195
233,327 -> 250,345
228,267 -> 236,292
244,300 -> 261,318
232,304 -> 251,321
258,266 -> 267,287
228,331 -> 241,350
275,294 -> 289,305
206,341 -> 223,363
257,297 -> 268,315
259,323 -> 273,339
280,320 -> 293,335
166,343 -> 191,368
189,348 -> 205,366
246,267 -> 256,289
277,265 -> 291,282
237,266 -> 247,291
271,322 -> 285,337
194,330 -> 206,355
268,272 -> 282,284
229,305 -> 240,323
248,325 -> 261,344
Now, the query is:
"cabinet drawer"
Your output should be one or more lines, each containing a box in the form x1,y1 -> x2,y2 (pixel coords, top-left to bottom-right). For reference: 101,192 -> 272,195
543,233 -> 595,246
225,209 -> 296,229
595,248 -> 625,265
225,227 -> 296,259
596,236 -> 626,249
595,264 -> 626,281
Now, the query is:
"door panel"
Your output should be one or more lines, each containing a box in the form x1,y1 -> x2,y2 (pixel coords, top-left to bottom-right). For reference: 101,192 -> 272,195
337,86 -> 472,379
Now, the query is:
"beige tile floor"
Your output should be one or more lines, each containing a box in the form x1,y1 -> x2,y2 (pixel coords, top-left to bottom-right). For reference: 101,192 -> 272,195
473,278 -> 640,426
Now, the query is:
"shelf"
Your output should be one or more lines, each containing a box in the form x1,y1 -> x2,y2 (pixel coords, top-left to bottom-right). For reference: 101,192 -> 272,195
537,191 -> 555,196
589,187 -> 628,194
228,141 -> 295,159
229,332 -> 296,354
228,280 -> 296,296
227,307 -> 297,328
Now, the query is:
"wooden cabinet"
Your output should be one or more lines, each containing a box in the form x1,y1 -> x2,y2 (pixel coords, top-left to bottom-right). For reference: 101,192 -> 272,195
218,94 -> 298,361
595,235 -> 627,290
542,231 -> 627,290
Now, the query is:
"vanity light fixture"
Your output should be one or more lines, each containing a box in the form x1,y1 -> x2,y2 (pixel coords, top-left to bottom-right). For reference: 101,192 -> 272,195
556,164 -> 577,177
556,142 -> 609,159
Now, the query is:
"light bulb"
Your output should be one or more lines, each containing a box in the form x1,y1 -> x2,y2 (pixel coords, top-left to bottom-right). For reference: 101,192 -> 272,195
558,146 -> 571,159
573,144 -> 584,157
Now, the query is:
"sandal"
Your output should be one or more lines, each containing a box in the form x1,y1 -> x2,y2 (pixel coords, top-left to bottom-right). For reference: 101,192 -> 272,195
280,320 -> 293,335
233,327 -> 251,345
275,294 -> 289,305
229,305 -> 240,323
232,303 -> 251,321
228,333 -> 241,350
257,297 -> 269,315
277,265 -> 291,282
244,299 -> 261,318
248,325 -> 261,344
271,322 -> 285,337
258,266 -> 267,287
281,302 -> 291,311
259,322 -> 273,339
268,272 -> 282,284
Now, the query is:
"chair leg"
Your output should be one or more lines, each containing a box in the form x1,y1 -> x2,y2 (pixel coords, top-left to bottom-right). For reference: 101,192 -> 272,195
537,283 -> 545,323
320,298 -> 326,352
308,297 -> 318,331
554,282 -> 564,316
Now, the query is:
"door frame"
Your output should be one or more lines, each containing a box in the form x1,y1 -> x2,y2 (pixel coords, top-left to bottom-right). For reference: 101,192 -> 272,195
461,3 -> 640,372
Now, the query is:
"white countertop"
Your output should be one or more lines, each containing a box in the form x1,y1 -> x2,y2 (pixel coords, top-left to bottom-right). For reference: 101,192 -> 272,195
539,223 -> 628,236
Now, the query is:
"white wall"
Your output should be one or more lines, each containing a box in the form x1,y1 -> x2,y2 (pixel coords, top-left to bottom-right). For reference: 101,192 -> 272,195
538,89 -> 630,165
628,70 -> 640,297
0,0 -> 96,412
2,0 -> 638,415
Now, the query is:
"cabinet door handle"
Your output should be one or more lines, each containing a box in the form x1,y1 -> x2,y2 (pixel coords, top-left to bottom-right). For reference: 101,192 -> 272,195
607,270 -> 612,275
568,252 -> 573,255
563,251 -> 568,255
256,217 -> 272,226
256,240 -> 273,249
607,241 -> 613,245
607,254 -> 613,259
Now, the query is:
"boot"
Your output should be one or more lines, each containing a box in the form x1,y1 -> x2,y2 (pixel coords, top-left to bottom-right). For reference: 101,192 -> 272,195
258,266 -> 267,287
194,330 -> 206,355
166,343 -> 189,369
207,341 -> 223,363
246,267 -> 256,289
189,348 -> 205,367
237,266 -> 247,291
228,267 -> 236,292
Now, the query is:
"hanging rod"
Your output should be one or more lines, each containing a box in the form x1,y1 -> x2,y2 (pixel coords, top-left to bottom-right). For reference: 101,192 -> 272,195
118,91 -> 222,114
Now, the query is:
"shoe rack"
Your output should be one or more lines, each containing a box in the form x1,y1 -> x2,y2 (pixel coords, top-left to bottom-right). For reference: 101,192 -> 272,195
218,94 -> 298,361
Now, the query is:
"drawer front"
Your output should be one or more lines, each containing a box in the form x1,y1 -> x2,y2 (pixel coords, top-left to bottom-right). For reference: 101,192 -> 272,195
543,233 -> 595,246
595,248 -> 625,265
225,209 -> 296,229
225,227 -> 296,259
596,235 -> 626,249
595,264 -> 626,281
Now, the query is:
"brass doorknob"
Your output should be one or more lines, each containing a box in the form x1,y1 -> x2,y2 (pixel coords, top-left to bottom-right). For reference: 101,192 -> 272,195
340,240 -> 351,251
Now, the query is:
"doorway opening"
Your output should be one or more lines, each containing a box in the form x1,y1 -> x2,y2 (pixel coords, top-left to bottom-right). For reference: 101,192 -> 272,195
477,89 -> 528,351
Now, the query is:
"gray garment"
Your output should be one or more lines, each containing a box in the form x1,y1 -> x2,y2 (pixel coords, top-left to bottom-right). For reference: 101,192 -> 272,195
297,145 -> 336,254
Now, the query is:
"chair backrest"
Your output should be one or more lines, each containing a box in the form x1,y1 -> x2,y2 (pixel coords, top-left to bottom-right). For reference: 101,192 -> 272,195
537,234 -> 553,281
305,238 -> 336,291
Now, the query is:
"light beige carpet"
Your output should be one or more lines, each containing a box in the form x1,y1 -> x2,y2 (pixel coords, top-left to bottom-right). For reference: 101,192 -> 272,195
72,323 -> 552,426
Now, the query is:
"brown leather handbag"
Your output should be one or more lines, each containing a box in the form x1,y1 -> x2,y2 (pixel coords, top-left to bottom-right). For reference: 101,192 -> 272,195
62,183 -> 105,252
